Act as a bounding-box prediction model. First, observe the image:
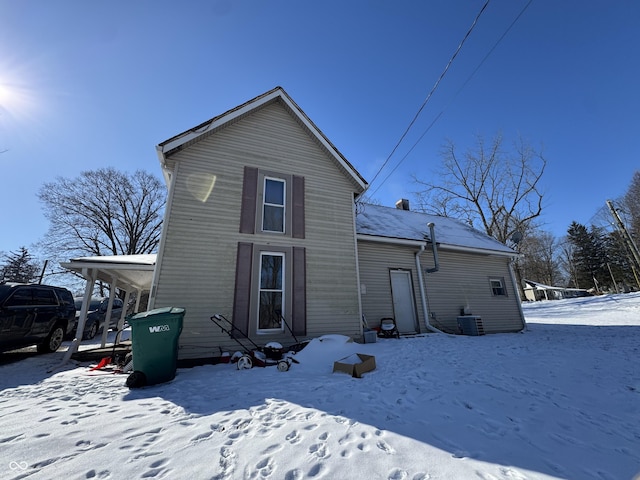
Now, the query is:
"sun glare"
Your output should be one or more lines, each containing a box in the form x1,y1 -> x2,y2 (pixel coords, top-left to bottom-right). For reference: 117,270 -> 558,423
0,83 -> 13,110
0,69 -> 44,141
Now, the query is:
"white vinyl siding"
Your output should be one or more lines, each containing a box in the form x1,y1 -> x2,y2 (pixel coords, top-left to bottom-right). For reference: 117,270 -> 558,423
423,250 -> 523,333
357,241 -> 426,331
153,100 -> 362,359
357,240 -> 524,335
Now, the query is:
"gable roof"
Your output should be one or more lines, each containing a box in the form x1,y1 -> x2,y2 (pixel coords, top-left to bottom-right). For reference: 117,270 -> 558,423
156,86 -> 367,191
355,203 -> 516,256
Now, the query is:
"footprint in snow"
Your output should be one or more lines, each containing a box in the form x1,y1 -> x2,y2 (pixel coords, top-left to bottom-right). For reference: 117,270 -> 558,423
250,456 -> 275,478
85,469 -> 111,478
285,468 -> 304,480
307,463 -> 329,478
286,430 -> 301,444
261,443 -> 283,454
376,440 -> 396,454
387,468 -> 408,480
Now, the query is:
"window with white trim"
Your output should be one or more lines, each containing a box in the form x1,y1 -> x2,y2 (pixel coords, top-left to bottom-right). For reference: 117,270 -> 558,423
262,177 -> 285,233
490,277 -> 507,296
258,252 -> 285,331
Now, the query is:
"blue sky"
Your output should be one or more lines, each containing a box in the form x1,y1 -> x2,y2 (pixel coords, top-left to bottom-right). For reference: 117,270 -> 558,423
1,1 -> 638,256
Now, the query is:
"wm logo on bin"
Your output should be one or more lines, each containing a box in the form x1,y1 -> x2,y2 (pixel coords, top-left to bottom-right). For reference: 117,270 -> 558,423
148,324 -> 171,333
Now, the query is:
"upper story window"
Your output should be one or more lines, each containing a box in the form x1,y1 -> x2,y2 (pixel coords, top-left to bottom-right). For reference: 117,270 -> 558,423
262,177 -> 285,233
240,166 -> 305,239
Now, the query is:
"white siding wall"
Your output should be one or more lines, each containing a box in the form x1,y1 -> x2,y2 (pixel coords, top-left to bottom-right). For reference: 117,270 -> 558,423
357,240 -> 524,335
154,101 -> 362,359
423,249 -> 524,333
357,241 -> 427,332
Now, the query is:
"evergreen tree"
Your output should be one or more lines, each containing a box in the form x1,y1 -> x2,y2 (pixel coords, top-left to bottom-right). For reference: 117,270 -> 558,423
605,230 -> 639,291
1,247 -> 40,283
623,171 -> 640,243
566,222 -> 608,291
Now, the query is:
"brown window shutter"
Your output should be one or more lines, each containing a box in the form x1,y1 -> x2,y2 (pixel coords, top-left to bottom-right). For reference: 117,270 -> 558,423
291,246 -> 306,336
239,166 -> 258,234
291,175 -> 305,239
232,242 -> 253,335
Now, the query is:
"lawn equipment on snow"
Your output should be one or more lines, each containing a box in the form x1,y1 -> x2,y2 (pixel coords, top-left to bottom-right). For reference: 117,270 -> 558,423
210,314 -> 306,371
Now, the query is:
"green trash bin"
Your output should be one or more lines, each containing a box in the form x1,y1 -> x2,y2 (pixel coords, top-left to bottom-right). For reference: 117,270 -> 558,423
126,307 -> 185,388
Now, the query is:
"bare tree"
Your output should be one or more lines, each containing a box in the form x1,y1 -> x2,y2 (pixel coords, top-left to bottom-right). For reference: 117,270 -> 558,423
517,229 -> 562,286
557,238 -> 578,288
38,168 -> 166,260
413,133 -> 546,244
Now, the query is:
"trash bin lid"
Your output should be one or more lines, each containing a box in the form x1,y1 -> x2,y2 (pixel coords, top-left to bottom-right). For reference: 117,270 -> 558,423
130,307 -> 185,320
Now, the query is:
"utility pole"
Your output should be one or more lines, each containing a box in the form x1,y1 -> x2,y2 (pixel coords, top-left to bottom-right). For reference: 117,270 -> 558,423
606,199 -> 640,282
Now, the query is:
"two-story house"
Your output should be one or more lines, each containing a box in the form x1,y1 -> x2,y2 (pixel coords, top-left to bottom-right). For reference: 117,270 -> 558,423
64,87 -> 526,362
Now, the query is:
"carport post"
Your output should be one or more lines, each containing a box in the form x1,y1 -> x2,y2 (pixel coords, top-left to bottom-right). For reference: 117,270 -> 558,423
134,288 -> 142,314
99,277 -> 118,348
61,268 -> 96,364
115,289 -> 131,345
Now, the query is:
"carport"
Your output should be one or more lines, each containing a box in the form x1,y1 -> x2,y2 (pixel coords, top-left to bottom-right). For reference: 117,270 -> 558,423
59,254 -> 156,362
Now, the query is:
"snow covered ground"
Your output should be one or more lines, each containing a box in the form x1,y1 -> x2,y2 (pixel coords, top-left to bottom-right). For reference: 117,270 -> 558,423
1,293 -> 639,480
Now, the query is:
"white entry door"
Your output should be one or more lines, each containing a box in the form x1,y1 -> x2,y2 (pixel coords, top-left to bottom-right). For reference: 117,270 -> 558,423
390,270 -> 418,334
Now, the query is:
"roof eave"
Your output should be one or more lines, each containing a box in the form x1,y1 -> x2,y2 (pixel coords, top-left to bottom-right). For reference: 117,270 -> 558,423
357,233 -> 518,257
155,87 -> 368,192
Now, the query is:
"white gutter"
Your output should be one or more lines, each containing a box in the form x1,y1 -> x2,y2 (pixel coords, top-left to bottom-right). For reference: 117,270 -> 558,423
415,245 -> 447,334
148,161 -> 180,310
357,234 -> 517,258
508,260 -> 528,332
437,243 -> 518,258
356,234 -> 427,248
352,200 -> 365,337
425,222 -> 440,274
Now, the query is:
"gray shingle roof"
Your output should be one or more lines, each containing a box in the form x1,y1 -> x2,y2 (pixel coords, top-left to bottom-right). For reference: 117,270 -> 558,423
355,203 -> 515,255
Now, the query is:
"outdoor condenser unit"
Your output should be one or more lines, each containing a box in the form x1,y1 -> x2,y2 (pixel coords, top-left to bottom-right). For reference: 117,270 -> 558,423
457,316 -> 485,336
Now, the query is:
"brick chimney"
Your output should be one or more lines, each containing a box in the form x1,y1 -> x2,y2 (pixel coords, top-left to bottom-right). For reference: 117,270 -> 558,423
395,198 -> 410,211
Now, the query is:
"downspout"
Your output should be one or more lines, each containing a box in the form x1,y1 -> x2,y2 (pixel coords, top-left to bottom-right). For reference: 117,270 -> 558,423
425,222 -> 439,273
508,259 -> 527,331
415,222 -> 447,334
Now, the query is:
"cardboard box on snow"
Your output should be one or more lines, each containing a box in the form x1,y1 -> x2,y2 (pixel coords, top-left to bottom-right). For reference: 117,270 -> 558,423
332,353 -> 376,378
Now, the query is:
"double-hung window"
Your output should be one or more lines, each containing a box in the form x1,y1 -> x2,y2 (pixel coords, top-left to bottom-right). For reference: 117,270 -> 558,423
258,252 -> 285,331
490,277 -> 507,296
262,177 -> 285,233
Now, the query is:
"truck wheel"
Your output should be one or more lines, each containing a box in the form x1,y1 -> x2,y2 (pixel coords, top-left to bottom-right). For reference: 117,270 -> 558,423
84,321 -> 98,340
37,325 -> 65,353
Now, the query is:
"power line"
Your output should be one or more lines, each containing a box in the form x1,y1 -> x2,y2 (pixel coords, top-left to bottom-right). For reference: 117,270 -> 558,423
363,0 -> 490,197
367,0 -> 534,199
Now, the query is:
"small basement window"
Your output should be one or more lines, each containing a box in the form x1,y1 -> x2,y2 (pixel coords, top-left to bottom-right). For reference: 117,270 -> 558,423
490,277 -> 507,296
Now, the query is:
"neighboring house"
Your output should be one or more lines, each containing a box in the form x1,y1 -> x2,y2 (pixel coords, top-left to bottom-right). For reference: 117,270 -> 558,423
523,279 -> 591,301
356,202 -> 525,335
63,87 -> 526,361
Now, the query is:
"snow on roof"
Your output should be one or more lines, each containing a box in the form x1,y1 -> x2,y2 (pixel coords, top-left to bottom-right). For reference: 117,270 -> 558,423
60,254 -> 157,291
67,254 -> 157,266
524,279 -> 588,292
356,203 -> 515,255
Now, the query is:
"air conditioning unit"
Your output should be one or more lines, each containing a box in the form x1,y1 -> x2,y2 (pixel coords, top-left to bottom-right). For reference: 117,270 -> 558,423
457,316 -> 485,336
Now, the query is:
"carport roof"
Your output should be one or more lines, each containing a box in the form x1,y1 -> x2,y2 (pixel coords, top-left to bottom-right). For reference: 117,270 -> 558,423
60,254 -> 157,291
